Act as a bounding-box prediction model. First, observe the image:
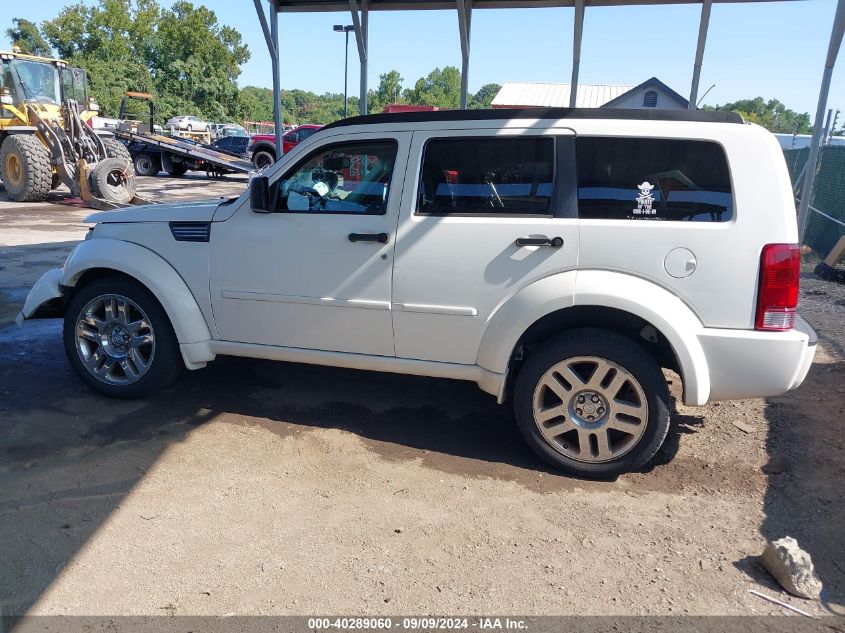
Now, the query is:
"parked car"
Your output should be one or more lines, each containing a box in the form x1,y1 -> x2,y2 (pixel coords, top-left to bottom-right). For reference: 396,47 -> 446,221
164,115 -> 212,133
17,108 -> 817,478
247,124 -> 322,169
220,124 -> 248,138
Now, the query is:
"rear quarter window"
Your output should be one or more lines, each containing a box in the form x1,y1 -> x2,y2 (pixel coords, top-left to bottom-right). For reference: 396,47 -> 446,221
576,137 -> 733,222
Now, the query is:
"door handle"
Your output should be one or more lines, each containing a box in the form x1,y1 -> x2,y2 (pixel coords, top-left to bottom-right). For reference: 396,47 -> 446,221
515,236 -> 564,248
348,232 -> 390,244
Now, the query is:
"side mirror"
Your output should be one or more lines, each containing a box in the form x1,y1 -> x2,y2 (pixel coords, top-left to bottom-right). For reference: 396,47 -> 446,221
250,176 -> 272,213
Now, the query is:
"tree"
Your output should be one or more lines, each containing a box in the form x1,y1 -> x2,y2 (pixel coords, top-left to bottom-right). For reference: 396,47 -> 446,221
6,18 -> 52,57
373,70 -> 404,111
405,66 -> 462,109
470,83 -> 501,109
708,97 -> 811,134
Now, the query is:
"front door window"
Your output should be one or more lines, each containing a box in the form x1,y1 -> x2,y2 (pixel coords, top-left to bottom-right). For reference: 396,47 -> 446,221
275,141 -> 397,215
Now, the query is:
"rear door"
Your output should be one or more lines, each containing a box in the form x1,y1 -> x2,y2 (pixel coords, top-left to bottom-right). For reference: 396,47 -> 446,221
391,128 -> 579,365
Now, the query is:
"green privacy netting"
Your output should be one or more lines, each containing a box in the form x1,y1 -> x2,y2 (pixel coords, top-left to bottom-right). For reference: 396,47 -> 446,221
783,145 -> 845,256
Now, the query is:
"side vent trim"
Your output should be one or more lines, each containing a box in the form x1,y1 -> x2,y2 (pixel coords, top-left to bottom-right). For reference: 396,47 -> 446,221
170,222 -> 211,243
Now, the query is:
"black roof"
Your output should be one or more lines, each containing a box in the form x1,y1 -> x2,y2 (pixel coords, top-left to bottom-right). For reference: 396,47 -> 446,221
322,107 -> 744,131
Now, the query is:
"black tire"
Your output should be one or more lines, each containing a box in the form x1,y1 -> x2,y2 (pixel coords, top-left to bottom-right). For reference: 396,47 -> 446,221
513,328 -> 671,478
89,157 -> 137,204
103,138 -> 131,165
252,150 -> 275,170
51,173 -> 62,190
133,153 -> 160,176
0,134 -> 52,201
166,163 -> 189,177
63,276 -> 182,398
187,124 -> 193,132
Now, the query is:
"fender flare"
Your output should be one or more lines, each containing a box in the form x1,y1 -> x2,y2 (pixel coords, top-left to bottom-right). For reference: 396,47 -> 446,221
62,239 -> 212,347
476,270 -> 711,406
249,141 -> 276,157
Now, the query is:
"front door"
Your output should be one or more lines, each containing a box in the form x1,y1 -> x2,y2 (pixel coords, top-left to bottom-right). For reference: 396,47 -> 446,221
210,132 -> 411,356
392,128 -> 580,365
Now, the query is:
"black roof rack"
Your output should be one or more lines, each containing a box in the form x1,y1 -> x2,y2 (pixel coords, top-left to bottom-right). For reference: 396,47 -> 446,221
322,107 -> 744,131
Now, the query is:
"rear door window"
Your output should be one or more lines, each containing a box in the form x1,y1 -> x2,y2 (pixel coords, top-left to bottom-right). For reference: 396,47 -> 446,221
576,137 -> 733,222
417,137 -> 555,216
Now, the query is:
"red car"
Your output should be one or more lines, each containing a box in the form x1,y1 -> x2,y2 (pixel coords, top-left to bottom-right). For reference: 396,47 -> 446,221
248,124 -> 322,169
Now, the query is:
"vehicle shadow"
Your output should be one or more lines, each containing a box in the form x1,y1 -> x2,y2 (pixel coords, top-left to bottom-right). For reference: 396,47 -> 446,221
1,318 -> 706,620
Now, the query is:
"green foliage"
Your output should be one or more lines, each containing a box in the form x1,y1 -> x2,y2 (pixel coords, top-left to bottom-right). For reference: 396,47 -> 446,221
470,83 -> 501,109
6,18 -> 53,57
35,0 -> 249,120
5,5 -> 504,128
403,66 -> 462,109
707,97 -> 812,134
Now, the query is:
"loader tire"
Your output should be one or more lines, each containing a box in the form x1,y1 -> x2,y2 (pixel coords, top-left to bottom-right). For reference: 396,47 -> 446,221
103,138 -> 132,166
89,157 -> 136,205
0,135 -> 52,202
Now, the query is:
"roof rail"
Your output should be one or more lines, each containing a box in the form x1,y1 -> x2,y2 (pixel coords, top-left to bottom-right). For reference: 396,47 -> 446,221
322,107 -> 745,131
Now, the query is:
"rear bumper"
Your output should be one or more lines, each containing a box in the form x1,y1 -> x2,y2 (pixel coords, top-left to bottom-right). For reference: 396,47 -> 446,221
697,315 -> 817,402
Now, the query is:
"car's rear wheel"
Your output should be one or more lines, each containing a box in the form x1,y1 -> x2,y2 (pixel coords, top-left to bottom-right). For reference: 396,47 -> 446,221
63,276 -> 182,398
514,328 -> 670,478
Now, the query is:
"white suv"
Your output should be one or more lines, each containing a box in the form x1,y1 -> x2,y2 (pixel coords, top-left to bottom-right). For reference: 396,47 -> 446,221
17,108 -> 817,477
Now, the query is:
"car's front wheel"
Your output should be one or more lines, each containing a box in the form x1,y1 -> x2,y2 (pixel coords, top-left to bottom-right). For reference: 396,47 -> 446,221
63,276 -> 182,398
514,328 -> 671,478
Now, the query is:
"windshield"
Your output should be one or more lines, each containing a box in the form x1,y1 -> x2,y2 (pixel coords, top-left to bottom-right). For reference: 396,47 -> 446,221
11,60 -> 61,105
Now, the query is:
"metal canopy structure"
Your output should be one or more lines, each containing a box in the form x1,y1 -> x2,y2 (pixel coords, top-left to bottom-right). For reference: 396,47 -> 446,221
253,0 -> 845,239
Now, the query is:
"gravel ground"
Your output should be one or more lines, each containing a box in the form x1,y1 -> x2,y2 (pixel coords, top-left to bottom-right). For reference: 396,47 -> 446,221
0,176 -> 843,620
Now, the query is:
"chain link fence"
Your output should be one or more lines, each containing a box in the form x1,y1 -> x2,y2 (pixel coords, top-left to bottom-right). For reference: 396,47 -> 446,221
784,145 -> 845,257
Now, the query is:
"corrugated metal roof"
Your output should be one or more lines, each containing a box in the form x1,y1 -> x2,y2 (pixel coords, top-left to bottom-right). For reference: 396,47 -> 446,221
491,82 -> 634,109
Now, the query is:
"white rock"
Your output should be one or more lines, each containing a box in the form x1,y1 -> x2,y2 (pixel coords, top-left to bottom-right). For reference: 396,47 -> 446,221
759,537 -> 823,599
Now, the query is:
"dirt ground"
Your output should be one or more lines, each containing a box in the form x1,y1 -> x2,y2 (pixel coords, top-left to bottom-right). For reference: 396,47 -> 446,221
0,175 -> 843,621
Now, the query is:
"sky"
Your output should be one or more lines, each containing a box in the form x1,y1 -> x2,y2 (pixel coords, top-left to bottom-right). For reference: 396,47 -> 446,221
1,0 -> 841,122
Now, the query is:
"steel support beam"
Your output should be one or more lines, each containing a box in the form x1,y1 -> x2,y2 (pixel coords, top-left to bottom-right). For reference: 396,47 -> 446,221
457,0 -> 473,109
254,0 -> 283,160
689,0 -> 712,110
798,0 -> 845,243
349,0 -> 369,115
270,4 -> 283,156
569,0 -> 584,108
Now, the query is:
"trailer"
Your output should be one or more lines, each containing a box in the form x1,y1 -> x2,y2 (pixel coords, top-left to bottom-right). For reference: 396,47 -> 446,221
116,93 -> 253,178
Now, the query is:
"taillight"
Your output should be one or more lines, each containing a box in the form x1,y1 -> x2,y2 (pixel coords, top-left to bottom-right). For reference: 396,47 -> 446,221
755,244 -> 800,331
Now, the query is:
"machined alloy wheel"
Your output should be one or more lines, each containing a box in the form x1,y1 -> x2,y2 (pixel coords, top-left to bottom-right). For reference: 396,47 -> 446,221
532,356 -> 648,463
514,328 -> 671,478
74,294 -> 155,385
64,276 -> 182,398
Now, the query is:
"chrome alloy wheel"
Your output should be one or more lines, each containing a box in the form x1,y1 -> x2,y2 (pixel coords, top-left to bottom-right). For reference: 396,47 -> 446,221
532,356 -> 649,463
74,294 -> 155,385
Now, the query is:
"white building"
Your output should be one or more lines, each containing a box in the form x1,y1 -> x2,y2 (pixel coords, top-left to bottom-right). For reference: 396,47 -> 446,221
492,77 -> 689,110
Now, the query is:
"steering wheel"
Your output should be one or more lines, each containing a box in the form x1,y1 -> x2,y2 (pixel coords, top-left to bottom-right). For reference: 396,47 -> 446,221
290,184 -> 326,210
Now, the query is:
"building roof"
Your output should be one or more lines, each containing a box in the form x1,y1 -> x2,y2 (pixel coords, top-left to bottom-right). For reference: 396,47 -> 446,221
602,76 -> 689,108
491,82 -> 634,109
321,107 -> 744,131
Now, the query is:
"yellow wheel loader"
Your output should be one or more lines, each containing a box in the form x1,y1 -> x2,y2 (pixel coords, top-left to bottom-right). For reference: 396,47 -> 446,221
0,48 -> 140,208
